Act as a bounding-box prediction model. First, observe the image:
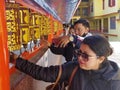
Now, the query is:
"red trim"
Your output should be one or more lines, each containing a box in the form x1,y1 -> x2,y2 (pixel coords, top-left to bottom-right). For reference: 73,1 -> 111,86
109,0 -> 115,7
0,0 -> 10,90
15,0 -> 49,15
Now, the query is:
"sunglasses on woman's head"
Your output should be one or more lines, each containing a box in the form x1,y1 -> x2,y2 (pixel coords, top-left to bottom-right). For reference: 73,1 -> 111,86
75,50 -> 99,62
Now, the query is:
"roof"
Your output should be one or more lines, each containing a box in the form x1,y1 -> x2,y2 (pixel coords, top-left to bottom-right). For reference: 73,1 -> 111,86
15,0 -> 81,23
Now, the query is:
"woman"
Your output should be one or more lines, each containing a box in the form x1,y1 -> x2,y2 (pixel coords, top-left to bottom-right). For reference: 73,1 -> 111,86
10,35 -> 120,90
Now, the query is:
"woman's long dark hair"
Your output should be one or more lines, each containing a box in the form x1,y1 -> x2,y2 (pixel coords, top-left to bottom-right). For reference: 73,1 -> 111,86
82,35 -> 113,58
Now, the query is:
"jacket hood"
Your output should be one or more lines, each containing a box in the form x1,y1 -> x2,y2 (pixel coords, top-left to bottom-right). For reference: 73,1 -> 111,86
91,60 -> 120,80
86,60 -> 120,80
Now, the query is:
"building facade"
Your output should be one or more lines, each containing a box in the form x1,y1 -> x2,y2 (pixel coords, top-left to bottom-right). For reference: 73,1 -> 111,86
72,0 -> 120,41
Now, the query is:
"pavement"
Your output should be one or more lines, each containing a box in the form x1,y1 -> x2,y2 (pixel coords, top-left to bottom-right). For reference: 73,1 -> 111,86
108,42 -> 120,67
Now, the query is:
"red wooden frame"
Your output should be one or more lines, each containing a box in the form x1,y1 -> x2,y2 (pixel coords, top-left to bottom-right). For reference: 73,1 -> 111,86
0,0 -> 10,90
0,1 -> 63,90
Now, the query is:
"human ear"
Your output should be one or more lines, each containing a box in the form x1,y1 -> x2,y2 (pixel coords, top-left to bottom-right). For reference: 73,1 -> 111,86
98,56 -> 105,64
85,27 -> 89,33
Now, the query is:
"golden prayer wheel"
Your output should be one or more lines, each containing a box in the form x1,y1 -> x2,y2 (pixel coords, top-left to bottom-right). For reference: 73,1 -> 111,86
6,3 -> 21,51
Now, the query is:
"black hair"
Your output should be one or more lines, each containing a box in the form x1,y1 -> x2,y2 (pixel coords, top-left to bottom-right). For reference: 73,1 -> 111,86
74,18 -> 90,29
69,25 -> 74,29
82,35 -> 113,58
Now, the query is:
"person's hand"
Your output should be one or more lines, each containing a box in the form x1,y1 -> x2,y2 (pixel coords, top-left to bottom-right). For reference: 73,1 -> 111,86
57,36 -> 70,47
40,39 -> 51,47
52,37 -> 61,46
9,52 -> 18,63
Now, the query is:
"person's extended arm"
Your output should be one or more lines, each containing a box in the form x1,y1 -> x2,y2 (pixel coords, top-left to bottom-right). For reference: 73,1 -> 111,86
58,35 -> 78,47
10,52 -> 60,82
49,43 -> 65,55
15,57 -> 60,82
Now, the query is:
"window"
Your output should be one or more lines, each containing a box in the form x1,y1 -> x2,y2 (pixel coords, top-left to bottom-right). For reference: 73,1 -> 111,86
109,0 -> 115,7
82,0 -> 89,2
82,8 -> 88,16
110,16 -> 116,29
90,2 -> 93,12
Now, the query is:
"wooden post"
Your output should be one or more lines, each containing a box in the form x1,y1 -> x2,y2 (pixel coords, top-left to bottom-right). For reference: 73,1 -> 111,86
0,0 -> 10,90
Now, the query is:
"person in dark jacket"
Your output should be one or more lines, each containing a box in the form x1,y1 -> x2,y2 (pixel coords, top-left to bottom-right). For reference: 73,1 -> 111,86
58,18 -> 92,48
10,35 -> 120,90
49,19 -> 92,61
49,24 -> 75,62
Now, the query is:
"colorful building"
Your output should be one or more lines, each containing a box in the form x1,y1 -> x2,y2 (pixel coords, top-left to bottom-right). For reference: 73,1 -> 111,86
72,0 -> 120,41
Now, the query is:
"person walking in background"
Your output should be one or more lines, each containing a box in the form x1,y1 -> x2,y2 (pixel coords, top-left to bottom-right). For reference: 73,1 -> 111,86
10,35 -> 120,90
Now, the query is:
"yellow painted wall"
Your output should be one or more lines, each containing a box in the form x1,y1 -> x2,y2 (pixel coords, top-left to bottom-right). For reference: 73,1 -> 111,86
103,0 -> 118,15
93,0 -> 103,16
72,0 -> 120,41
109,17 -> 120,41
91,0 -> 120,41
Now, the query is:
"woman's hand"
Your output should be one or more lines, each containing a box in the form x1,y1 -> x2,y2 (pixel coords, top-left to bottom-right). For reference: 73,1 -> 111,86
9,52 -> 18,63
40,39 -> 51,47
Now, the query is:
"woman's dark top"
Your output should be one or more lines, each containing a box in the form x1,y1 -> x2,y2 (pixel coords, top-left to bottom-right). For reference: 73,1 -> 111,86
16,57 -> 120,90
